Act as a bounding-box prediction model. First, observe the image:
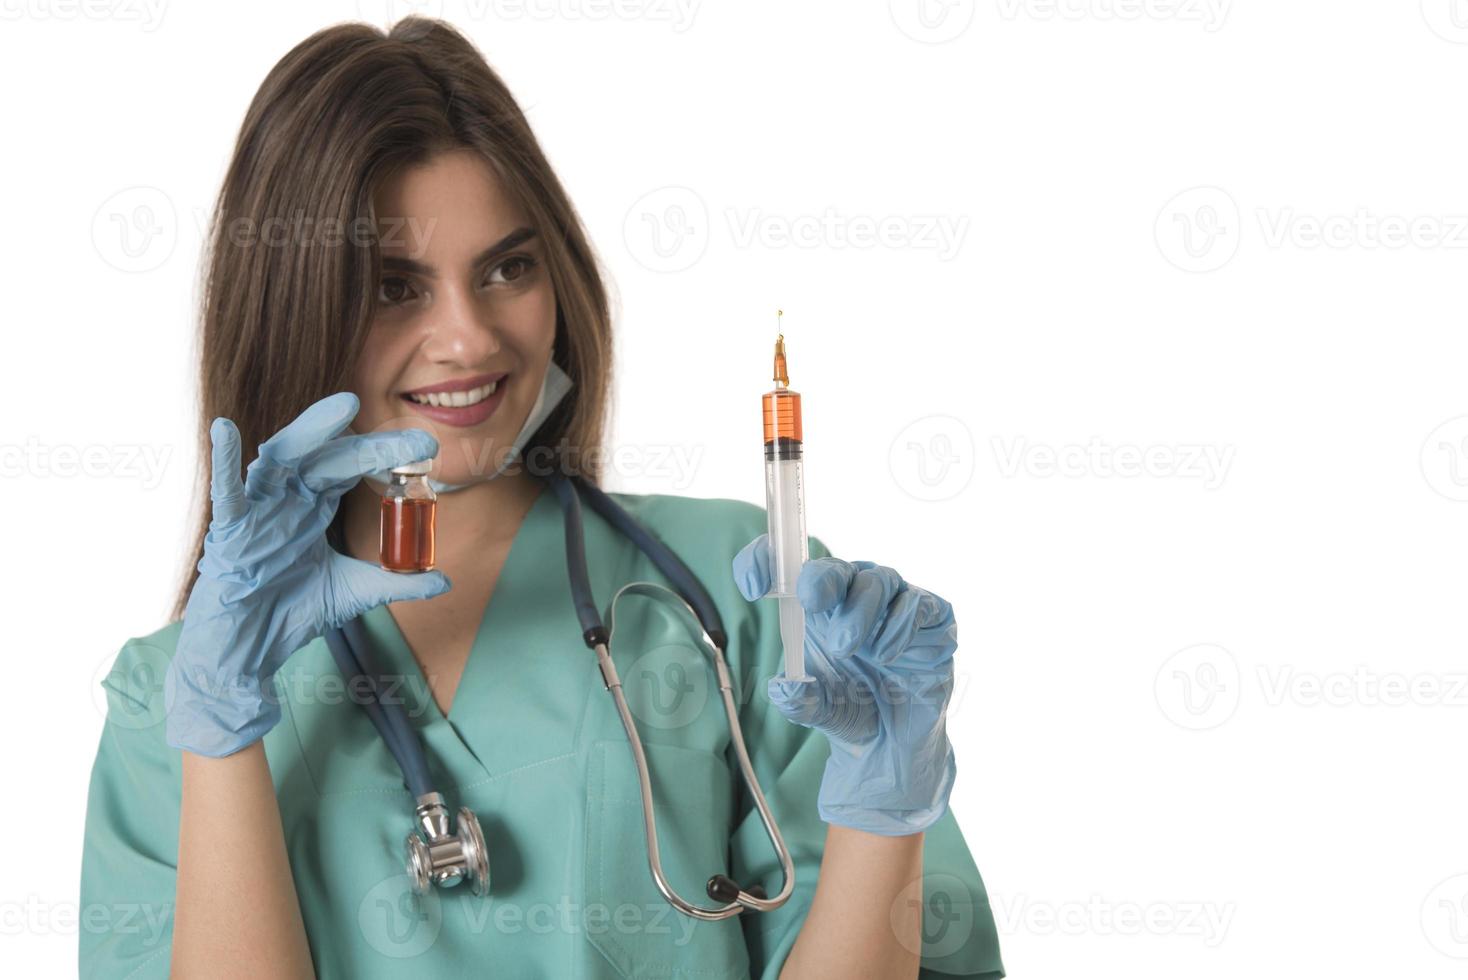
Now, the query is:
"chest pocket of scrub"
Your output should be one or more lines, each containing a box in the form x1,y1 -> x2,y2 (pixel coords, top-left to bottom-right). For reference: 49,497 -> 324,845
583,738 -> 750,980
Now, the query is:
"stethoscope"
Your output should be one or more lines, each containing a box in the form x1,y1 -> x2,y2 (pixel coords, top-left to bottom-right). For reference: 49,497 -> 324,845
324,473 -> 795,921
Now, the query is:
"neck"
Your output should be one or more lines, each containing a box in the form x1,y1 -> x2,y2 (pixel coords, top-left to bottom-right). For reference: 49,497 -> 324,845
340,469 -> 545,570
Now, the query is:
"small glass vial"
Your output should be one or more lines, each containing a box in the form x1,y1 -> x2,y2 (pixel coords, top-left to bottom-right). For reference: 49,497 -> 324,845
380,459 -> 437,573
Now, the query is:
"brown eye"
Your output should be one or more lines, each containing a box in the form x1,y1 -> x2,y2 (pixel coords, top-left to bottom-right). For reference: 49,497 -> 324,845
377,276 -> 418,305
485,255 -> 537,286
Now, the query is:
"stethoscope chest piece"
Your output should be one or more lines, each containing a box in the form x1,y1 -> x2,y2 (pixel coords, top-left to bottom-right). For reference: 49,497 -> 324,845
405,792 -> 491,898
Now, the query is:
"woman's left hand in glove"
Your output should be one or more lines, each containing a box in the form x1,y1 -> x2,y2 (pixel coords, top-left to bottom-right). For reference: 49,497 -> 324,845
733,536 -> 958,836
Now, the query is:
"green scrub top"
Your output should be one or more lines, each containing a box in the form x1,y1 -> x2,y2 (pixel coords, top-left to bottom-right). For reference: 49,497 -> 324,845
80,488 -> 1004,979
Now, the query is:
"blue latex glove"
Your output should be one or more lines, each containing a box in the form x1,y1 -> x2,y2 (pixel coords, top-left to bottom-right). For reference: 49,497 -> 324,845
733,536 -> 958,836
164,392 -> 452,757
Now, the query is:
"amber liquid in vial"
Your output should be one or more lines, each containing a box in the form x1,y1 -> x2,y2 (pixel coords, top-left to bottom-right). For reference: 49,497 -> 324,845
380,496 -> 437,572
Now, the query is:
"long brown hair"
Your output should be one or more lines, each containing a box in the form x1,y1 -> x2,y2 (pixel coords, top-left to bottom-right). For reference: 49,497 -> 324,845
172,17 -> 612,620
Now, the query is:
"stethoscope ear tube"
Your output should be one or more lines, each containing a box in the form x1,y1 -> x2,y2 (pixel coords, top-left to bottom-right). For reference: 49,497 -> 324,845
547,474 -> 608,647
571,477 -> 728,651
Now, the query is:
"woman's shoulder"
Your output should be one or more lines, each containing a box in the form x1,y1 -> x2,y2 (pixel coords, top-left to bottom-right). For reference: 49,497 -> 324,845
98,620 -> 182,719
112,619 -> 182,661
123,618 -> 183,650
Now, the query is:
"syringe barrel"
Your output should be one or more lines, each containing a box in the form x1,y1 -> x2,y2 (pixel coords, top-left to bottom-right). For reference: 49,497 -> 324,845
764,442 -> 808,598
763,385 -> 807,597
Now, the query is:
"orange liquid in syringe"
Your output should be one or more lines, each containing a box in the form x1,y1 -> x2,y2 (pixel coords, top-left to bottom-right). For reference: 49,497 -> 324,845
380,496 -> 437,572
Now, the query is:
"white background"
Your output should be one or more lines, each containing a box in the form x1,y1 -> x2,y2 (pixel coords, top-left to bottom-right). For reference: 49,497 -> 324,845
3,0 -> 1467,976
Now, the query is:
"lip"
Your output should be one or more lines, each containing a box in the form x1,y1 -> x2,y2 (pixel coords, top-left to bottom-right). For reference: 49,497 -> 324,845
401,372 -> 507,396
399,373 -> 509,428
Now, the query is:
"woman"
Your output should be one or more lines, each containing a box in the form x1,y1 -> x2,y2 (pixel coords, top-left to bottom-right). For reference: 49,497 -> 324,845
80,17 -> 1003,980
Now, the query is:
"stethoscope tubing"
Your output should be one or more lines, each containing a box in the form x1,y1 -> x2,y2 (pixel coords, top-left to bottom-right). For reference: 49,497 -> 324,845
324,617 -> 434,797
322,473 -> 794,918
559,476 -> 729,650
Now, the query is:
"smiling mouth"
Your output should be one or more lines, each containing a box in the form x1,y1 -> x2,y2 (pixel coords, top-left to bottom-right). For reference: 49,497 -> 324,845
402,379 -> 499,408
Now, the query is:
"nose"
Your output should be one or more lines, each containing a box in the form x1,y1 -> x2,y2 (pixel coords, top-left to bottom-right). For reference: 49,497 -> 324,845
418,283 -> 502,365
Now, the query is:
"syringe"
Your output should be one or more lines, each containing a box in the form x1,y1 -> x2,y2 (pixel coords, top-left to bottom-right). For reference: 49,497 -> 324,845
762,314 -> 810,682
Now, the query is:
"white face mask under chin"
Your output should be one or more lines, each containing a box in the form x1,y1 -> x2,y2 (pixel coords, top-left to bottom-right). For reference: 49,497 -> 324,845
358,360 -> 574,494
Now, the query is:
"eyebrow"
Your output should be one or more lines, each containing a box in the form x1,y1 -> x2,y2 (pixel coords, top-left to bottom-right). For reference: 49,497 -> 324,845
380,226 -> 538,277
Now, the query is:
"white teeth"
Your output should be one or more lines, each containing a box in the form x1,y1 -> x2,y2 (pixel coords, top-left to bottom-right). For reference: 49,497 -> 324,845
407,380 -> 499,409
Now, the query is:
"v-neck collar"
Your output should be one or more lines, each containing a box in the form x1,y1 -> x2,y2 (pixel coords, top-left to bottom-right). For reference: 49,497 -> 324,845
352,479 -> 632,790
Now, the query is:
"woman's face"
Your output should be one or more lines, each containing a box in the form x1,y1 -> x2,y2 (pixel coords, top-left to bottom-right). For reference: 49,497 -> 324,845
350,147 -> 557,487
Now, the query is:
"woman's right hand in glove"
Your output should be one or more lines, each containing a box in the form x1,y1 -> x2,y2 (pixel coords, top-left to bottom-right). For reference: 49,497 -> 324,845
164,392 -> 451,757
